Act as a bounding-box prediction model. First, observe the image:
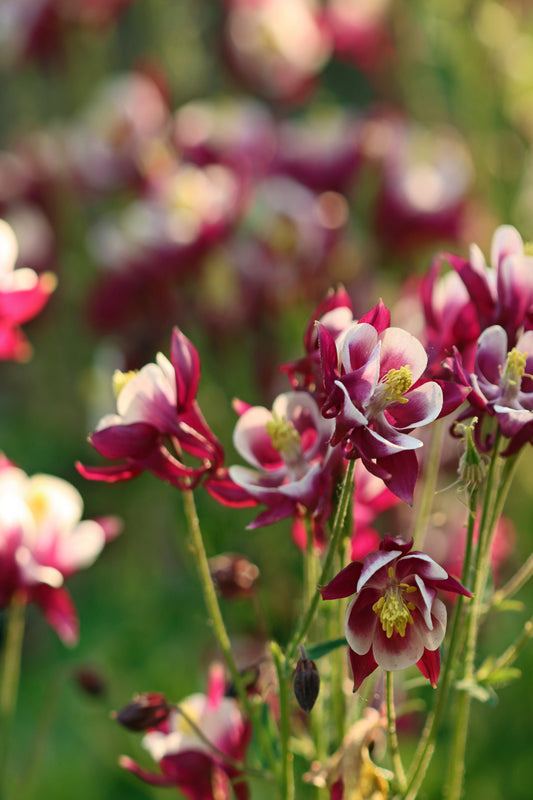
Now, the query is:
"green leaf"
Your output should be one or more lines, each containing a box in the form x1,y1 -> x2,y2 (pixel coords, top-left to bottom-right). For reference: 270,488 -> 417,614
455,678 -> 498,705
495,599 -> 525,613
480,667 -> 522,688
305,637 -> 347,660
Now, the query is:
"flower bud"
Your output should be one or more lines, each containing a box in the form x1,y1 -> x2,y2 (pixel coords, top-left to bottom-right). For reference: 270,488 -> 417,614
455,418 -> 488,491
113,693 -> 171,731
73,665 -> 107,698
293,657 -> 320,713
209,553 -> 260,599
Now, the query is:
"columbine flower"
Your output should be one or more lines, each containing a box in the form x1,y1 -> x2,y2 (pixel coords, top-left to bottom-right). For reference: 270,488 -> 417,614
77,327 -> 224,487
320,536 -> 470,691
119,664 -> 251,800
318,316 -> 443,502
443,224 -> 533,346
209,391 -> 340,542
0,217 -> 56,361
451,325 -> 533,456
0,457 -> 119,644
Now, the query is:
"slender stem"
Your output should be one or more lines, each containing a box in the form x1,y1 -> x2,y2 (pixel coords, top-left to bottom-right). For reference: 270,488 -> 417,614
489,551 -> 533,611
181,489 -> 276,772
386,671 -> 406,793
270,642 -> 294,800
487,614 -> 533,674
0,594 -> 26,798
286,460 -> 355,663
412,419 -> 445,549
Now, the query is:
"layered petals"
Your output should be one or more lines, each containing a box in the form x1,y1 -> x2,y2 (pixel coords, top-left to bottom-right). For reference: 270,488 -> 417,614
321,537 -> 470,691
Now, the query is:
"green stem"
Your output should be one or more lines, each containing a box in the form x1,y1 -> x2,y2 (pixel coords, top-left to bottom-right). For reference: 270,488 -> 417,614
286,460 -> 356,664
412,419 -> 445,549
0,594 -> 26,799
487,614 -> 533,674
270,642 -> 294,800
489,551 -> 533,611
386,671 -> 406,793
181,489 -> 276,772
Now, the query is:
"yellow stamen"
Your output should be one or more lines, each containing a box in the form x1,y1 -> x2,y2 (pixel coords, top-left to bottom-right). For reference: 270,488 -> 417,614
503,348 -> 527,387
112,369 -> 138,398
372,576 -> 417,638
266,415 -> 302,461
383,365 -> 413,404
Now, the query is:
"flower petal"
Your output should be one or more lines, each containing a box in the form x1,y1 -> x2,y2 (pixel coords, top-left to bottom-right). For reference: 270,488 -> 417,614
320,561 -> 363,600
348,647 -> 378,693
345,589 -> 380,655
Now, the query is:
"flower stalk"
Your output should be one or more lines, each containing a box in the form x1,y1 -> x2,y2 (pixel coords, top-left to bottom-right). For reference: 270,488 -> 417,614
0,594 -> 26,798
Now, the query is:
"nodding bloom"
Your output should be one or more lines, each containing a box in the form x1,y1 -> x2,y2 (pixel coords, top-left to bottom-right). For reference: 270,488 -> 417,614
0,218 -> 56,361
442,224 -> 533,347
0,457 -> 120,644
119,664 -> 251,800
320,536 -> 471,691
318,314 -> 443,503
450,325 -> 533,456
208,390 -> 341,544
77,327 -> 224,487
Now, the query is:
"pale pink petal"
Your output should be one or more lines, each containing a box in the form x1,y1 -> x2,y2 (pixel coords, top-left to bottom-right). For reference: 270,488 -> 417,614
378,328 -> 428,384
55,521 -> 106,574
372,618 -> 424,670
232,407 -> 284,471
387,382 -> 443,430
356,549 -> 400,592
491,224 -> 524,268
415,598 -> 447,651
345,589 -> 380,655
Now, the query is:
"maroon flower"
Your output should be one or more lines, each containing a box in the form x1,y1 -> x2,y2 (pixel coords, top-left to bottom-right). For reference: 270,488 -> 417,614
321,536 -> 471,691
77,327 -> 223,487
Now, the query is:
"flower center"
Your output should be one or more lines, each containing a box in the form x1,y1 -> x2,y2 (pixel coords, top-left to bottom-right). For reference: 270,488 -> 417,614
372,567 -> 417,638
112,369 -> 138,398
265,415 -> 306,478
371,365 -> 413,413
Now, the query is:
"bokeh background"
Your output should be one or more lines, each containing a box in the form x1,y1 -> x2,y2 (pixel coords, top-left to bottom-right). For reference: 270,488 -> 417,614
1,1 -> 533,797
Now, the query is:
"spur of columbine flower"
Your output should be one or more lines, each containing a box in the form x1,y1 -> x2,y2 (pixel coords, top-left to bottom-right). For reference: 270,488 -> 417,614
450,324 -> 533,455
208,390 -> 341,545
318,315 -> 443,502
320,536 -> 471,691
0,456 -> 120,644
0,217 -> 56,361
77,327 -> 224,487
119,663 -> 251,800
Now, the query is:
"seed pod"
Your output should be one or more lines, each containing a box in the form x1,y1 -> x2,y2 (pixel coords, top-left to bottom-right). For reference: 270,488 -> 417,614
73,665 -> 108,698
293,657 -> 320,713
113,693 -> 171,731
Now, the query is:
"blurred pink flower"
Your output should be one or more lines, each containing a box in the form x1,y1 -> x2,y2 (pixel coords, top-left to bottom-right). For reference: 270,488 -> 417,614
320,536 -> 471,691
0,217 -> 56,361
351,461 -> 400,561
77,327 -> 224,487
120,664 -> 251,800
0,457 -> 120,644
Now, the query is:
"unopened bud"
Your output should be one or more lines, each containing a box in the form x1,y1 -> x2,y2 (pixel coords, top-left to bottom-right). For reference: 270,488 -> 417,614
294,657 -> 320,713
113,693 -> 171,731
209,553 -> 260,599
73,665 -> 107,698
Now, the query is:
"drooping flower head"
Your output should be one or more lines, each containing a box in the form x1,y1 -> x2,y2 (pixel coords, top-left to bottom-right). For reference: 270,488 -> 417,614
119,664 -> 251,800
0,217 -> 56,361
320,536 -> 471,691
318,312 -> 443,502
208,390 -> 341,546
77,327 -> 224,487
0,457 -> 120,644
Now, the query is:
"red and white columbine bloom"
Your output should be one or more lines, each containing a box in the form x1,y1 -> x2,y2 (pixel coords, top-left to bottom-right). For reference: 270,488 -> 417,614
320,536 -> 471,691
0,457 -> 119,644
120,665 -> 251,800
219,390 -> 340,535
77,327 -> 223,487
319,316 -> 443,503
0,218 -> 56,361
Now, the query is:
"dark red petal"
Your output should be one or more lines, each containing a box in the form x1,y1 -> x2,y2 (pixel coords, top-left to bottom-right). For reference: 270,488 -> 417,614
348,646 -> 378,692
320,560 -> 363,600
171,326 -> 201,410
75,461 -> 143,482
416,647 -> 441,688
377,450 -> 419,504
90,422 -> 158,459
358,298 -> 391,333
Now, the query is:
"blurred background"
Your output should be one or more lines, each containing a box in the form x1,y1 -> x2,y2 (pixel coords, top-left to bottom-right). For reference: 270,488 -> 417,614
0,0 -> 533,797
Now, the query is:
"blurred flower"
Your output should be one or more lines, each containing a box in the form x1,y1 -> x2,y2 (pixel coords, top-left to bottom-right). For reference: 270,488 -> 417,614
304,707 -> 390,799
373,120 -> 473,252
321,0 -> 394,72
351,461 -> 400,561
77,327 -> 224,487
318,312 -> 443,502
320,536 -> 470,690
115,693 -> 172,731
212,391 -> 340,541
120,664 -> 251,800
0,457 -> 120,644
0,217 -> 56,361
222,0 -> 331,105
209,553 -> 260,600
